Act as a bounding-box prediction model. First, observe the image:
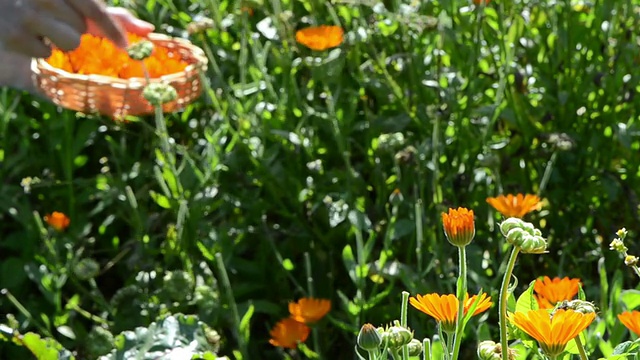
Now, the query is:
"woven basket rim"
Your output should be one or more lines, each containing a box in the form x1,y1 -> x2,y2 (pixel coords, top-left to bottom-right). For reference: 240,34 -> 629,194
31,32 -> 208,89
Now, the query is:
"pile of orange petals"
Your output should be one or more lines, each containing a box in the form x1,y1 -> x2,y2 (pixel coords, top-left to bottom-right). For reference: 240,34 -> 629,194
46,33 -> 188,79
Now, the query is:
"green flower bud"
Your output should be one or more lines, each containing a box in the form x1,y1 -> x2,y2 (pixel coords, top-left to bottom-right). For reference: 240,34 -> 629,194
143,83 -> 178,106
477,340 -> 516,360
521,221 -> 536,235
163,270 -> 194,301
386,325 -> 413,349
357,323 -> 382,351
617,228 -> 628,240
500,218 -> 525,236
625,255 -> 638,267
127,40 -> 154,61
506,228 -> 527,247
407,338 -> 423,356
555,300 -> 597,315
85,326 -> 114,357
610,238 -> 628,253
74,258 -> 100,280
389,189 -> 404,206
520,235 -> 548,254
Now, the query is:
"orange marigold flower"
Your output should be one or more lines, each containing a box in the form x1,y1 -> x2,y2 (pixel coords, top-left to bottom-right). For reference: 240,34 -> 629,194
46,33 -> 188,79
508,309 -> 595,357
295,25 -> 344,51
618,311 -> 640,337
268,318 -> 310,349
486,193 -> 542,218
441,207 -> 475,247
43,211 -> 70,231
473,0 -> 490,4
533,276 -> 581,309
409,292 -> 492,332
288,297 -> 331,323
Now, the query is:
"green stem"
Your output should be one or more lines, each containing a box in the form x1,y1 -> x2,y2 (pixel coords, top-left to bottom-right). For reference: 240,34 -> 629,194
451,246 -> 468,360
214,253 -> 248,358
400,291 -> 410,359
575,334 -> 588,360
423,338 -> 431,360
445,331 -> 455,359
305,253 -> 321,357
499,246 -> 521,360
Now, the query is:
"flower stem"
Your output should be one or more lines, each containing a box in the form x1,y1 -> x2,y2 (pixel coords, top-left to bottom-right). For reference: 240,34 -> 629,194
423,338 -> 431,360
400,291 -> 410,359
499,246 -> 521,360
451,246 -> 468,360
575,334 -> 588,360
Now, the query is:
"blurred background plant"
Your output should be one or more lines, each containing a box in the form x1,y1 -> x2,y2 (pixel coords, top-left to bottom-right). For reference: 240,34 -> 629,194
1,0 -> 640,358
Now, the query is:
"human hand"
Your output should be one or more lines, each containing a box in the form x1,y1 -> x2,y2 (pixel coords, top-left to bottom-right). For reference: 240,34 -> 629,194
0,7 -> 155,94
0,0 -> 150,59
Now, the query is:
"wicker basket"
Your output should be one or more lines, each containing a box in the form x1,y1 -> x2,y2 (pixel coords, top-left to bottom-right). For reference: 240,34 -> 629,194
31,33 -> 208,118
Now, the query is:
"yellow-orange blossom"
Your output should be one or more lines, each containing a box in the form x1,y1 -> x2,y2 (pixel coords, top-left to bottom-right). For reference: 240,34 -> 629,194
618,311 -> 640,337
508,309 -> 595,357
442,207 -> 475,247
486,193 -> 541,218
410,292 -> 492,332
46,33 -> 188,79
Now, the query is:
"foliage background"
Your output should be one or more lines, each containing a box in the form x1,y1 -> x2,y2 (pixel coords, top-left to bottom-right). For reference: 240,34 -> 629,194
1,0 -> 640,358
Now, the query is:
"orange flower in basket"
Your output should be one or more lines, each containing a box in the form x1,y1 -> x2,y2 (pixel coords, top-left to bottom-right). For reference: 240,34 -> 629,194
46,33 -> 189,79
295,25 -> 344,51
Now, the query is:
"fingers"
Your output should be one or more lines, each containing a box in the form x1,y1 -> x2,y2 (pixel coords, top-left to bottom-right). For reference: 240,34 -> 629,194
87,7 -> 155,37
4,34 -> 51,58
107,8 -> 155,36
30,18 -> 82,52
65,0 -> 128,48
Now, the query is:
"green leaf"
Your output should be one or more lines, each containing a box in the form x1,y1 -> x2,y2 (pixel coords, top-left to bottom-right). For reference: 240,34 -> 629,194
239,304 -> 254,344
150,190 -> 172,209
515,280 -> 539,314
620,290 -> 640,310
103,314 -> 221,360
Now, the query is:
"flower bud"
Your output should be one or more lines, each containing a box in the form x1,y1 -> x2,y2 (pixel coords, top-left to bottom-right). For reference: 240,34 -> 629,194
519,235 -> 548,254
127,40 -> 154,61
625,255 -> 638,267
143,83 -> 178,106
617,228 -> 628,240
505,228 -> 527,247
389,189 -> 403,206
610,238 -> 628,253
500,218 -> 524,236
477,340 -> 516,360
386,325 -> 413,349
407,338 -> 423,356
555,300 -> 597,315
73,258 -> 100,280
521,221 -> 536,235
357,323 -> 382,351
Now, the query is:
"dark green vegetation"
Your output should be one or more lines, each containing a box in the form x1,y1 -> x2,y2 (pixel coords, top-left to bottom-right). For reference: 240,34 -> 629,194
1,0 -> 640,358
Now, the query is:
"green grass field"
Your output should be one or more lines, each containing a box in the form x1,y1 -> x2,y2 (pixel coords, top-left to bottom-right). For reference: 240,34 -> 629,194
2,0 -> 640,358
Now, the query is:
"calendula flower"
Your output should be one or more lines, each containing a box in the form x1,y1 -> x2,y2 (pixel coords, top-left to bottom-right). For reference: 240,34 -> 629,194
295,25 -> 344,51
288,297 -> 331,323
618,311 -> 640,337
441,207 -> 475,247
486,193 -> 542,218
508,309 -> 595,357
43,212 -> 70,231
268,318 -> 310,349
534,276 -> 581,309
409,292 -> 492,332
46,33 -> 188,79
